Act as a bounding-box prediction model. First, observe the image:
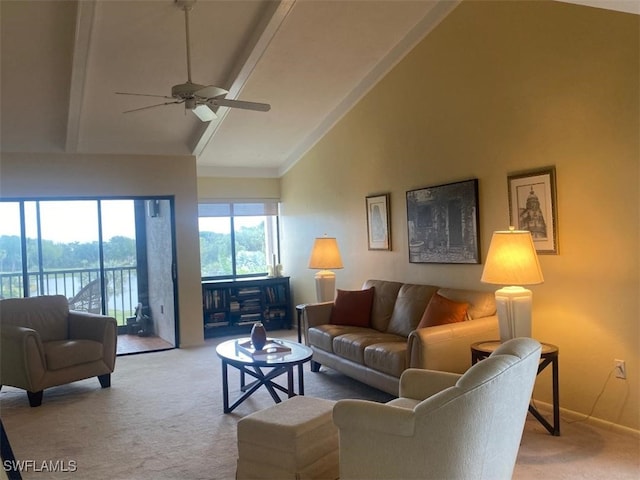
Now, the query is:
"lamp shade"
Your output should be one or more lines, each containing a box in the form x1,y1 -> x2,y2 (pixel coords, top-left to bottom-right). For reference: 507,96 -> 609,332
308,237 -> 343,270
481,229 -> 544,286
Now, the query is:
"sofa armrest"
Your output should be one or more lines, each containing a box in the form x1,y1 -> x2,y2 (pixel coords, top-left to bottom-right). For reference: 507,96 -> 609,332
0,325 -> 47,390
69,312 -> 117,370
399,368 -> 461,401
407,315 -> 499,373
333,399 -> 415,436
302,302 -> 334,343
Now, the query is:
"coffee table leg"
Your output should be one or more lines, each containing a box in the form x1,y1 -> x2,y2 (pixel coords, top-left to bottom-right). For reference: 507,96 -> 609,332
222,360 -> 230,413
298,363 -> 305,395
287,366 -> 294,398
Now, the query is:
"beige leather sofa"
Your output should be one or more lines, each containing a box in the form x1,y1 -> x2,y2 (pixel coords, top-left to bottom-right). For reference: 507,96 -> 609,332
303,279 -> 499,395
0,295 -> 117,406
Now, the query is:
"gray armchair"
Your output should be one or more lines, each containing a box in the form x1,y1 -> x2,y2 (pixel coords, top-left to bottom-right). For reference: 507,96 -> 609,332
0,295 -> 117,407
333,337 -> 542,480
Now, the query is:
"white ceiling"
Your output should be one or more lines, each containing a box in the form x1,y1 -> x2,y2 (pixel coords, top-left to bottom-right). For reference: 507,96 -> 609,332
1,0 -> 637,178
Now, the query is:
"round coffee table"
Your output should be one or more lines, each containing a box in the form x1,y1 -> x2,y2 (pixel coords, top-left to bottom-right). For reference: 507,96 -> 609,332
216,337 -> 313,413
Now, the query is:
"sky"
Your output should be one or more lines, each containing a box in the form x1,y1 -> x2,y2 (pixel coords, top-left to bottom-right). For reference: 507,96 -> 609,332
0,200 -> 135,243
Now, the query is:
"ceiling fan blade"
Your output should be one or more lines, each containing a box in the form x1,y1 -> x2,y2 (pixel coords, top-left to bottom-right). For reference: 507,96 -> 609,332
192,104 -> 217,122
207,98 -> 271,112
123,100 -> 183,113
195,86 -> 228,99
116,92 -> 173,99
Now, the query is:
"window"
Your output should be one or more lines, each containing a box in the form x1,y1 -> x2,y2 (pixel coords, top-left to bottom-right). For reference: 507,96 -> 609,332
198,201 -> 280,280
0,199 -> 137,320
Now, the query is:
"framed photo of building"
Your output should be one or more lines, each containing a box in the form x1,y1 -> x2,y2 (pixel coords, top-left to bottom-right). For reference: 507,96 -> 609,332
366,193 -> 391,250
508,167 -> 558,254
406,179 -> 480,264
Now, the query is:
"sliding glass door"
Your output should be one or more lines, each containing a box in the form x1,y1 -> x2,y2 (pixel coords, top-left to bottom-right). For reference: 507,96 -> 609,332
0,197 -> 177,355
0,202 -> 24,298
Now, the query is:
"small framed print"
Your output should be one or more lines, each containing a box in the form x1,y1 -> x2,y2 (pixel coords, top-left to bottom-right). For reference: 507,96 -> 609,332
366,193 -> 391,250
508,167 -> 558,254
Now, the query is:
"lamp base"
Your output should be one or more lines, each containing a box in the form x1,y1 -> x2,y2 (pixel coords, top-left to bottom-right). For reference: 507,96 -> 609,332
314,270 -> 336,303
494,286 -> 533,343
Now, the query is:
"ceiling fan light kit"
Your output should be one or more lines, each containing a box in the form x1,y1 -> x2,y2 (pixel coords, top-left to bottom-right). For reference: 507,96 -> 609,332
117,0 -> 270,122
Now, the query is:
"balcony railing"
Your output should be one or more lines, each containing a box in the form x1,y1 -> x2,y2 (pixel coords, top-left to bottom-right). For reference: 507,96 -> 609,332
0,267 -> 138,326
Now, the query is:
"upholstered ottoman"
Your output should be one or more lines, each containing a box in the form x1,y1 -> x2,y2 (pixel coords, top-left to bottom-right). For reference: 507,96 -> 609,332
236,396 -> 339,480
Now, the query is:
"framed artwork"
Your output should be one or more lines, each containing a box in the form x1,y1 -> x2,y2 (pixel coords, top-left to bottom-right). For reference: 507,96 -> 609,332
366,193 -> 391,250
406,179 -> 480,264
508,167 -> 558,254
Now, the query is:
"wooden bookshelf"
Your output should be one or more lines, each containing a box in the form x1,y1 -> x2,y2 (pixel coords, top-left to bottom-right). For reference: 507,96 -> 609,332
202,277 -> 291,338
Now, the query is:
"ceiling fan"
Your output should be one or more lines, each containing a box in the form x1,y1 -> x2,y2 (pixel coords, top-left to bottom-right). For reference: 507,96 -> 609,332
116,0 -> 271,122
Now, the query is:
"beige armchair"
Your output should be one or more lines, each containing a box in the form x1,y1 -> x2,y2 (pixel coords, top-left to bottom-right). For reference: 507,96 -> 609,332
0,295 -> 117,407
333,337 -> 542,480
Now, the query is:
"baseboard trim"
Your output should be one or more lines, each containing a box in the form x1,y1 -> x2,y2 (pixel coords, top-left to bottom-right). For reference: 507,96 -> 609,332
533,400 -> 639,439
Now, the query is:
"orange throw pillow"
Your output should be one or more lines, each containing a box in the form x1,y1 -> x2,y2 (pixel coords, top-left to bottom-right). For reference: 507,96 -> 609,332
417,293 -> 469,329
330,287 -> 375,327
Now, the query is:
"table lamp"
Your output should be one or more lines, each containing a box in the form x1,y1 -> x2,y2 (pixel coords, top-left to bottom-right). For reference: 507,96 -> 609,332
308,236 -> 343,302
481,227 -> 544,342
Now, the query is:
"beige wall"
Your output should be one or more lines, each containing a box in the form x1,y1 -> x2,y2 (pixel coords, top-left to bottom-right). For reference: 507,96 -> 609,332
281,0 -> 639,431
197,176 -> 280,200
0,152 -> 204,348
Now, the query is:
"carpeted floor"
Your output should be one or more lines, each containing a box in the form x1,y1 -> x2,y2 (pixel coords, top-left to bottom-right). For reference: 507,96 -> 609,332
1,330 -> 638,479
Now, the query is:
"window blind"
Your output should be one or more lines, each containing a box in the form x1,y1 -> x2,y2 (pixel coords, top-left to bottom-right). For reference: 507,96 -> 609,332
198,201 -> 279,217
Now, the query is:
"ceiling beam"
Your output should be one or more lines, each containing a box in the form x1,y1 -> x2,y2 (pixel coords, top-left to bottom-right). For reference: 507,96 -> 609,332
191,0 -> 296,158
65,0 -> 97,153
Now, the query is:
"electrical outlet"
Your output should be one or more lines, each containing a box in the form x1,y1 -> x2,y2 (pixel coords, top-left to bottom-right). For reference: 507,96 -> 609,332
614,359 -> 626,379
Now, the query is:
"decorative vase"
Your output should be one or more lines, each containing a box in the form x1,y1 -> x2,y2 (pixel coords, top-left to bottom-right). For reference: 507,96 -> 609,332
250,322 -> 267,350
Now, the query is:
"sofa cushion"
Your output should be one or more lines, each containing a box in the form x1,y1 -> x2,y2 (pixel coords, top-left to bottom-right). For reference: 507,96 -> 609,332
437,288 -> 496,319
0,295 -> 70,342
363,342 -> 407,377
308,325 -> 371,353
330,288 -> 375,327
333,332 -> 405,364
386,284 -> 438,337
44,339 -> 104,370
417,293 -> 469,329
362,280 -> 403,332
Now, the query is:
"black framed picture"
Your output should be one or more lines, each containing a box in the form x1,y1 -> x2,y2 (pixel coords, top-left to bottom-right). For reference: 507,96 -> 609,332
508,166 -> 558,254
406,179 -> 480,264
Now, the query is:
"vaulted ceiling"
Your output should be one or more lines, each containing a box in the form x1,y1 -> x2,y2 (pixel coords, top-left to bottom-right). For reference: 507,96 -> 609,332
1,0 -> 636,178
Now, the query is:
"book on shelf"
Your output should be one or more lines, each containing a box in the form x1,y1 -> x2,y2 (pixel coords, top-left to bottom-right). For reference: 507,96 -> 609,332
236,320 -> 262,326
237,287 -> 261,296
265,284 -> 287,304
205,320 -> 229,328
266,308 -> 286,320
208,312 -> 227,322
203,288 -> 228,310
240,299 -> 261,309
